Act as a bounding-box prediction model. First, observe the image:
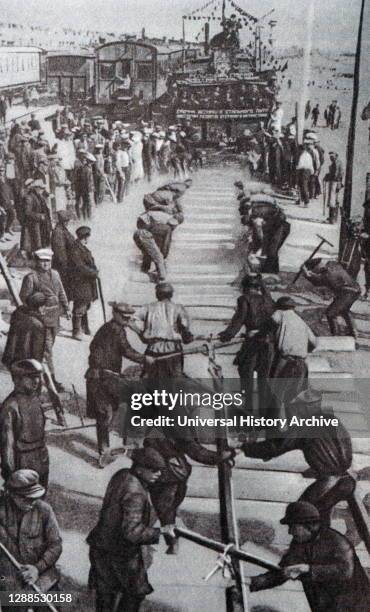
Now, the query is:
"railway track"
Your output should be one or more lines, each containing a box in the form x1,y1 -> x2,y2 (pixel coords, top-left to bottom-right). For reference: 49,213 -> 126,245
127,167 -> 370,611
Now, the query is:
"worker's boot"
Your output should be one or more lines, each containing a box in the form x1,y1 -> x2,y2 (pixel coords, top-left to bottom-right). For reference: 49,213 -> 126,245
72,315 -> 83,341
82,314 -> 91,335
163,525 -> 179,555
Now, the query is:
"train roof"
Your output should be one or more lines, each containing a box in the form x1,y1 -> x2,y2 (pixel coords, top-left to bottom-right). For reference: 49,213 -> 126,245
47,50 -> 95,58
0,46 -> 43,53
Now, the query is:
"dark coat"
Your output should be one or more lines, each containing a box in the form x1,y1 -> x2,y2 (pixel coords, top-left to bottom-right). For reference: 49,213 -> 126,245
20,269 -> 69,328
87,468 -> 160,597
68,240 -> 98,303
20,190 -> 52,253
51,222 -> 76,299
0,391 -> 49,487
2,306 -> 46,368
0,493 -> 61,592
251,527 -> 370,612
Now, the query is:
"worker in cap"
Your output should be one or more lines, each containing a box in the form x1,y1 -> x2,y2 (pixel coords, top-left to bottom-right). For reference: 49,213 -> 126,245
20,243 -> 70,393
219,272 -> 275,415
134,282 -> 193,379
0,469 -> 62,593
268,294 -> 317,419
301,258 -> 360,337
87,448 -> 174,611
20,178 -> 52,256
248,501 -> 370,610
69,225 -> 98,340
74,144 -> 95,219
0,359 -> 51,489
2,291 -> 47,369
86,299 -> 153,467
50,209 -> 75,302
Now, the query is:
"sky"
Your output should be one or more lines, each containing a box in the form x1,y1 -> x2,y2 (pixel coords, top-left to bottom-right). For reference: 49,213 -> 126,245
0,0 -> 364,51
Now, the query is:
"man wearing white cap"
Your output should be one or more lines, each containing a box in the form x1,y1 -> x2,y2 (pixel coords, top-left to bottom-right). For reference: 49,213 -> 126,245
0,469 -> 62,599
20,248 -> 70,391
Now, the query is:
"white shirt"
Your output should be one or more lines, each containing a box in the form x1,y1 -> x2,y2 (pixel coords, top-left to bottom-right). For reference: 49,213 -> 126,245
115,150 -> 130,169
58,140 -> 76,170
297,151 -> 314,173
135,300 -> 190,354
272,310 -> 317,358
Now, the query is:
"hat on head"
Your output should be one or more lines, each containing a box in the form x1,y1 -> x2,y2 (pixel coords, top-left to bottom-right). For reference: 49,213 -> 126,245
11,359 -> 44,378
34,248 -> 53,261
304,257 -> 322,271
6,469 -> 45,499
86,153 -> 96,162
241,274 -> 259,289
131,447 -> 166,471
109,301 -> 135,315
94,143 -> 104,149
234,181 -> 244,190
57,209 -> 71,222
24,178 -> 34,187
275,296 -> 296,310
156,282 -> 174,295
280,501 -> 321,525
25,292 -> 47,308
76,226 -> 91,239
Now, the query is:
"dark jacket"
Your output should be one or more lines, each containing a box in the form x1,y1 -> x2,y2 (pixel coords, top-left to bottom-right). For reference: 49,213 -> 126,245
51,223 -> 76,299
87,468 -> 160,597
251,527 -> 370,611
20,190 -> 52,253
0,391 -> 47,482
20,269 -> 69,328
242,417 -> 352,476
68,240 -> 98,303
73,160 -> 94,194
220,286 -> 275,341
2,306 -> 46,368
0,180 -> 14,211
0,493 -> 62,592
308,261 -> 360,294
87,320 -> 145,374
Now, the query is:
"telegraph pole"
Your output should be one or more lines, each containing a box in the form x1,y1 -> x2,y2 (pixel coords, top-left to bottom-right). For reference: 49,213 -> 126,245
339,0 -> 366,256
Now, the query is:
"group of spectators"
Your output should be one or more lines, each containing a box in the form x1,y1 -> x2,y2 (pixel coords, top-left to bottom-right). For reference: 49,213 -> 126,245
0,105 -> 202,252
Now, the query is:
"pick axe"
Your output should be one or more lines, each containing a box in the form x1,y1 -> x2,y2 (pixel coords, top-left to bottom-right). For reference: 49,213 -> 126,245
291,234 -> 335,286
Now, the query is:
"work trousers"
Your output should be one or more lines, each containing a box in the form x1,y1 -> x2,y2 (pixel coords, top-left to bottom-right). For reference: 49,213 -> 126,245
299,473 -> 356,527
73,300 -> 91,333
89,549 -> 146,612
261,221 -> 291,274
44,327 -> 57,377
149,480 -> 188,526
297,169 -> 311,205
86,378 -> 120,454
237,338 -> 275,416
270,355 -> 308,420
326,288 -> 360,336
4,207 -> 15,232
133,231 -> 166,280
95,175 -> 106,204
75,190 -> 93,219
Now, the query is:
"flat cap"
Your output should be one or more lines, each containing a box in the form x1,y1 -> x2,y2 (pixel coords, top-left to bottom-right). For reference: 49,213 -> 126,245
6,469 -> 45,499
57,209 -> 71,222
156,282 -> 174,296
109,301 -> 135,315
76,226 -> 91,239
31,179 -> 48,190
281,501 -> 321,525
234,181 -> 244,190
34,248 -> 53,260
132,447 -> 166,471
11,359 -> 44,377
85,153 -> 96,162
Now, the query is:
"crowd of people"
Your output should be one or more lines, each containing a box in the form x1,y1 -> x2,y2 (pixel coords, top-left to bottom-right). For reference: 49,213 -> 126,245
0,93 -> 369,611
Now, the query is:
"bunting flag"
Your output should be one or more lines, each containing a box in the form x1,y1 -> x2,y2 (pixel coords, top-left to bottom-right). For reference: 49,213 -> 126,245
229,0 -> 257,23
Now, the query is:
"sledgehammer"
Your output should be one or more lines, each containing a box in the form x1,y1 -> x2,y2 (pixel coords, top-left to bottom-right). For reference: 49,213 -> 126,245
291,234 -> 335,285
